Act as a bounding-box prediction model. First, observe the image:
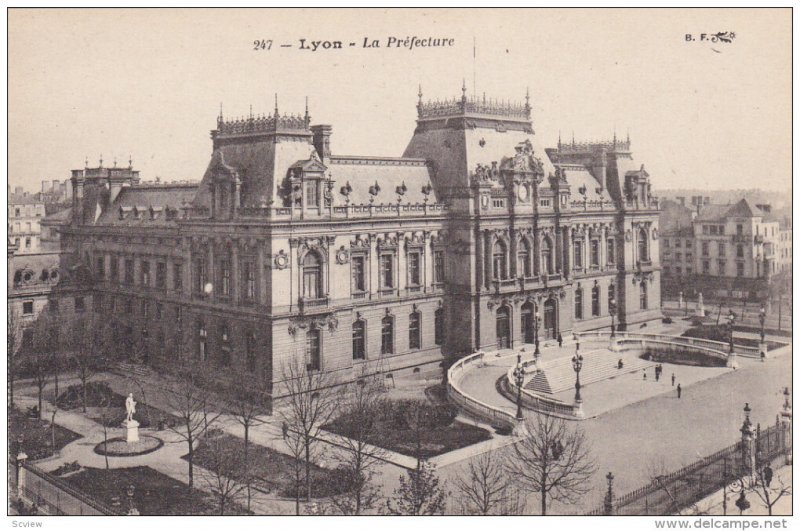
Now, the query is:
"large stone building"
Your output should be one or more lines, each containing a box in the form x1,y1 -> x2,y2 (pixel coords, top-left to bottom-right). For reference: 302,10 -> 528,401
55,86 -> 662,393
660,197 -> 788,301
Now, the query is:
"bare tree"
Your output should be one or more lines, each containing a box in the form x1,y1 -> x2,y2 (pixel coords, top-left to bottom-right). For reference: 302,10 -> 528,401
200,436 -> 248,515
504,413 -> 597,515
282,419 -> 307,515
8,308 -> 20,409
164,361 -> 221,487
224,371 -> 271,512
750,464 -> 791,516
454,449 -> 523,515
68,315 -> 110,412
29,320 -> 56,419
327,373 -> 387,515
279,355 -> 340,504
386,460 -> 447,515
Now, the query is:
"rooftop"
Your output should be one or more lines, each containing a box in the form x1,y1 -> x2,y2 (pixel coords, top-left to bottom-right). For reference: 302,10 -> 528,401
416,84 -> 531,122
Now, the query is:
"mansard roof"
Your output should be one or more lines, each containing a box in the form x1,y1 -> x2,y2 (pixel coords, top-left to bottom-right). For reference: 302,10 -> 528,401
561,167 -> 614,203
328,156 -> 436,205
95,183 -> 198,227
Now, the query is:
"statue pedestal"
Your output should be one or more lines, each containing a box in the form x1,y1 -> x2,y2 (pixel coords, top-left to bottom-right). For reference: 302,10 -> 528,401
573,400 -> 585,419
726,350 -> 739,369
759,342 -> 768,361
125,420 -> 140,443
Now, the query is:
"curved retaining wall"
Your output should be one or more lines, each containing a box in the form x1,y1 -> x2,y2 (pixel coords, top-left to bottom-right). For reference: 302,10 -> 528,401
447,352 -> 519,431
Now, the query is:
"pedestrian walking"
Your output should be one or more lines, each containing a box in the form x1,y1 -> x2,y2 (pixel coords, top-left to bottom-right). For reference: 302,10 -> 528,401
671,373 -> 676,386
643,369 -> 647,381
655,367 -> 660,382
557,333 -> 563,348
282,421 -> 289,440
677,384 -> 682,399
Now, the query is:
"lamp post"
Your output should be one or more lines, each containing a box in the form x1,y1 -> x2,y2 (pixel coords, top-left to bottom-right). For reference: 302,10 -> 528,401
759,306 -> 766,342
15,435 -> 26,494
533,310 -> 541,360
726,310 -> 738,369
609,293 -> 617,339
513,354 -> 525,421
604,472 -> 615,515
572,348 -> 584,417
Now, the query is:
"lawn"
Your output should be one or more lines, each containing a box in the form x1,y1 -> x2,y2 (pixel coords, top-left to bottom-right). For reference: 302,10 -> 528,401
56,381 -> 179,428
186,433 -> 352,499
64,466 -> 247,515
681,326 -> 785,350
323,398 -> 492,459
8,408 -> 82,461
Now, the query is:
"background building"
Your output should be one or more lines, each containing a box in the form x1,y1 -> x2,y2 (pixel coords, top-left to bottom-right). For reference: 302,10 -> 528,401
660,197 -> 788,301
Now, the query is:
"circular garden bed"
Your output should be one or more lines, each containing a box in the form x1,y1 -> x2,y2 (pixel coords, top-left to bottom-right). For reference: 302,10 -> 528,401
94,435 -> 164,457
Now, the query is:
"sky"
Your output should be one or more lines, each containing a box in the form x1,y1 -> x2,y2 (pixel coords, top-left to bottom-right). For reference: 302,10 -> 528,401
8,8 -> 792,193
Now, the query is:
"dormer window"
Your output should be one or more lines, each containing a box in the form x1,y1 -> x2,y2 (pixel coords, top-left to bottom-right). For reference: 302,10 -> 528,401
305,181 -> 318,207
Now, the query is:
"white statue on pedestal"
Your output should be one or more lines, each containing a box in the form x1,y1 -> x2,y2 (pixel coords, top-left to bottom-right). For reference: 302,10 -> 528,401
125,393 -> 137,422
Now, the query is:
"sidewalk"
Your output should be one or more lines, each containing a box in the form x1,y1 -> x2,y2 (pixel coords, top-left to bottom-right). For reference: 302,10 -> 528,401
682,465 -> 792,516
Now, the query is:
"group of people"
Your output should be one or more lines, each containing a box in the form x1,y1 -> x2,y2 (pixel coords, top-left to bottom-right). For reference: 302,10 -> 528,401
642,364 -> 682,398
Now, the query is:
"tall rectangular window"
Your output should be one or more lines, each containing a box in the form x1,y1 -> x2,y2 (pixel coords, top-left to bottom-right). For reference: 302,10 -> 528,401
110,256 -> 119,281
408,252 -> 421,286
573,241 -> 583,268
352,320 -> 366,360
96,256 -> 105,279
156,262 -> 167,289
125,259 -> 134,284
718,242 -> 725,256
220,258 -> 231,297
409,312 -> 421,350
242,259 -> 256,302
305,181 -> 318,207
306,328 -> 321,371
737,262 -> 744,277
607,239 -> 615,265
141,261 -> 150,286
380,254 -> 394,289
352,255 -> 366,292
702,242 -> 709,257
433,250 -> 445,284
574,289 -> 583,320
194,258 -> 207,293
174,263 -> 183,291
381,316 -> 393,355
703,261 -> 710,274
590,240 -> 600,267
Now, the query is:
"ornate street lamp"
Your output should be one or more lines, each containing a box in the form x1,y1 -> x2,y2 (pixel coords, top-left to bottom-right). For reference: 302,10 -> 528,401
572,351 -> 584,403
759,306 -> 766,343
604,472 -> 615,515
513,354 -> 525,421
609,293 -> 617,338
533,310 -> 541,359
727,310 -> 735,353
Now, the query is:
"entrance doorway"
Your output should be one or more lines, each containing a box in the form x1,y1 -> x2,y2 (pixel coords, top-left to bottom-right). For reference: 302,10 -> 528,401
496,306 -> 511,349
521,302 -> 535,344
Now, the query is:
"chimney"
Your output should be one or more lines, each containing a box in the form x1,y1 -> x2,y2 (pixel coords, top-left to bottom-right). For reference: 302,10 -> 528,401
756,203 -> 772,213
311,124 -> 332,160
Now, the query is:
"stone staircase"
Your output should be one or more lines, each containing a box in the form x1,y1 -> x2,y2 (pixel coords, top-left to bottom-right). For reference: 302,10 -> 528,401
524,349 -> 656,395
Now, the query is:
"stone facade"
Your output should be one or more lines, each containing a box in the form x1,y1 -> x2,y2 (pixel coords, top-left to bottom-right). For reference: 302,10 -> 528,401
56,86 -> 662,395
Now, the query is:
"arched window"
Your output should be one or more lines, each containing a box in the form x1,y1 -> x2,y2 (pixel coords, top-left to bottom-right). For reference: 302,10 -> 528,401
575,286 -> 584,320
434,308 -> 444,346
307,326 -> 321,371
493,240 -> 508,280
639,281 -> 648,310
302,251 -> 322,299
352,319 -> 366,360
517,238 -> 532,277
591,285 -> 600,316
638,228 -> 649,263
381,316 -> 394,355
541,237 -> 554,275
409,311 -> 421,350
